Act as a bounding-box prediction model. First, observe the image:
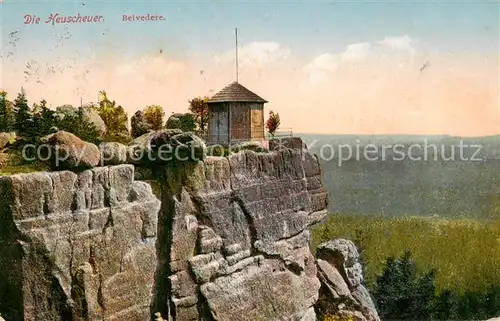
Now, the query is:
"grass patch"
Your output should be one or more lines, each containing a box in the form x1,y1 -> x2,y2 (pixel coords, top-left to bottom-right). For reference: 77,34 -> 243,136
0,163 -> 47,176
311,213 -> 500,294
0,151 -> 48,176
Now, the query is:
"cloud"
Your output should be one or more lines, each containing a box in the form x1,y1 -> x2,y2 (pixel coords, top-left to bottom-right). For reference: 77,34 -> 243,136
215,41 -> 291,66
340,42 -> 371,61
303,36 -> 418,84
377,35 -> 415,55
302,42 -> 370,85
302,53 -> 338,85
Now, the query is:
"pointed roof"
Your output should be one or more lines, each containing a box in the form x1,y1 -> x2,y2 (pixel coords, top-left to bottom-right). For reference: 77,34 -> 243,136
207,81 -> 268,103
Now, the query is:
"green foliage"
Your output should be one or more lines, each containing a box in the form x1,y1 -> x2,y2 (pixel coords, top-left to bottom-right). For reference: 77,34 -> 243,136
311,214 -> 500,294
178,113 -> 196,132
95,90 -> 129,141
166,113 -> 197,132
56,107 -> 102,145
0,90 -> 101,146
431,285 -> 500,320
312,214 -> 500,320
373,251 -> 436,320
371,251 -> 500,320
25,99 -> 56,143
0,150 -> 49,176
0,90 -> 14,131
188,96 -> 209,132
13,88 -> 31,135
144,105 -> 165,131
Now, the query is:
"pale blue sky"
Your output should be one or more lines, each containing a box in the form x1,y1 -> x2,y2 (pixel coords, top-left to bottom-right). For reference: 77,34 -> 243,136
2,0 -> 499,62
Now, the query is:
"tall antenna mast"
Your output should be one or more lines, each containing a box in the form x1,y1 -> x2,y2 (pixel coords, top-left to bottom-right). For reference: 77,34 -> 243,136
235,27 -> 239,83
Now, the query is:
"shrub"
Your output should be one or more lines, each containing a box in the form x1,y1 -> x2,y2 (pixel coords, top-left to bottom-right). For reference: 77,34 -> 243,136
372,251 -> 436,320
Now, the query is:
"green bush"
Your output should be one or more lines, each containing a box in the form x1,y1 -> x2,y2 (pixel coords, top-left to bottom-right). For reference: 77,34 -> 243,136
56,109 -> 102,145
372,251 -> 500,320
372,251 -> 436,320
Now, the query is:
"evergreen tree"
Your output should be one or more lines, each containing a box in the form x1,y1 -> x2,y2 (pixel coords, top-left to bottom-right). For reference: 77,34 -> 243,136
372,251 -> 436,320
13,88 -> 32,136
56,107 -> 102,145
0,90 -> 14,131
31,99 -> 56,139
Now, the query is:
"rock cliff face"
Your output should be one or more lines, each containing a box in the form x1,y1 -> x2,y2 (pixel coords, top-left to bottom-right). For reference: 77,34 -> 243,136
0,139 -> 378,321
315,240 -> 380,321
0,165 -> 160,321
155,147 -> 329,321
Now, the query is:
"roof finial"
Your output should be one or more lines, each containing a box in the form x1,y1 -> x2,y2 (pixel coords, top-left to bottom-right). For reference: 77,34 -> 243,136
235,27 -> 239,83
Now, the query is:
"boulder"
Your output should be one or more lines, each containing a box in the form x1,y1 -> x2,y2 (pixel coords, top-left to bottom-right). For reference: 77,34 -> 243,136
55,104 -> 78,117
157,147 -> 331,321
165,113 -> 184,129
0,132 -> 16,149
165,113 -> 196,132
127,129 -> 205,165
99,142 -> 127,165
315,239 -> 380,321
82,108 -> 106,137
40,131 -> 100,169
131,110 -> 153,138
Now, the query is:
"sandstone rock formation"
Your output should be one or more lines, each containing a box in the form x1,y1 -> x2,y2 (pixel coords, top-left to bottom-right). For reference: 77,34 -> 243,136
0,135 -> 380,321
155,147 -> 329,321
315,239 -> 380,321
0,165 -> 160,321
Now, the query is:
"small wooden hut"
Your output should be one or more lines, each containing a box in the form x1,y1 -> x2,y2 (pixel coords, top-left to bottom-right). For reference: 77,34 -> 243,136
207,81 -> 268,145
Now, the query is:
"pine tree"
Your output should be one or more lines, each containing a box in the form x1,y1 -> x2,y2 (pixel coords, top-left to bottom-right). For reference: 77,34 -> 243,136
372,251 -> 436,320
13,88 -> 32,136
0,90 -> 14,132
31,99 -> 56,138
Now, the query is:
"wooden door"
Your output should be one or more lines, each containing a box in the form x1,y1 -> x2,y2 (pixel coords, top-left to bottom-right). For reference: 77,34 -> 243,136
209,104 -> 229,143
218,107 -> 229,142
